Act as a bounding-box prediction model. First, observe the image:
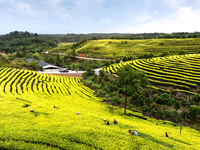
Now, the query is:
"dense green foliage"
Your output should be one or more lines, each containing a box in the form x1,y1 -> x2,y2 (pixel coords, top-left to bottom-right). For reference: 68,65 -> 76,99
83,68 -> 200,128
116,65 -> 149,114
0,31 -> 58,57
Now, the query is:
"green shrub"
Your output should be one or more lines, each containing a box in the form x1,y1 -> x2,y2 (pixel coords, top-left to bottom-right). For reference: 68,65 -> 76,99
122,56 -> 127,62
189,105 -> 200,121
151,108 -> 157,116
170,111 -> 179,123
191,94 -> 200,105
99,70 -> 105,77
96,89 -> 107,97
159,51 -> 169,57
127,56 -> 132,61
160,42 -> 164,46
115,59 -> 120,63
113,96 -> 120,103
162,110 -> 171,118
179,50 -> 186,55
144,98 -> 153,106
83,80 -> 93,87
91,83 -> 101,89
83,68 -> 95,79
174,101 -> 181,110
155,93 -> 174,106
103,74 -> 110,81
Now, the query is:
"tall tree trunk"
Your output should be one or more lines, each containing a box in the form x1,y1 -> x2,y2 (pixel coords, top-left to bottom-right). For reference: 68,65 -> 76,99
124,95 -> 127,115
180,119 -> 183,135
124,86 -> 127,115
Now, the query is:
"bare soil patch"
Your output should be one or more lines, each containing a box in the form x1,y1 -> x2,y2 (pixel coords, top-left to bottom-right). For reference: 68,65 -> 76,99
42,73 -> 83,77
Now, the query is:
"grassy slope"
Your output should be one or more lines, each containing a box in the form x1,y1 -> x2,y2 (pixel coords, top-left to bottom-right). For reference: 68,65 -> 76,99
0,70 -> 199,149
49,43 -> 73,53
76,39 -> 200,59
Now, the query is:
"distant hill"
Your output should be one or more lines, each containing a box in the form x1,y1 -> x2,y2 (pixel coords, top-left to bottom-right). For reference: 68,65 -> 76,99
0,31 -> 58,55
0,31 -> 38,41
46,32 -> 200,43
74,38 -> 200,59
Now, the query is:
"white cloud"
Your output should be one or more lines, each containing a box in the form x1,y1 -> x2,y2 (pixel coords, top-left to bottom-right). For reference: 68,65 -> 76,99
164,0 -> 186,8
119,6 -> 200,33
0,0 -> 36,17
16,2 -> 33,15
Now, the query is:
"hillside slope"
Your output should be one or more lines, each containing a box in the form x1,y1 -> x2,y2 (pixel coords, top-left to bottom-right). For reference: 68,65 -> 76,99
76,39 -> 200,59
49,43 -> 73,53
104,54 -> 200,95
0,68 -> 199,149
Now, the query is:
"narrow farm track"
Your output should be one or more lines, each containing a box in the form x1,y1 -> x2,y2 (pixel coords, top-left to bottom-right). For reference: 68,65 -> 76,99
42,52 -> 113,61
40,73 -> 83,77
104,54 -> 200,95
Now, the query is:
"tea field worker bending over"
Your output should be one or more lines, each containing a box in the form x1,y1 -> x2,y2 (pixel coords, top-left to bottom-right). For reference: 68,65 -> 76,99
30,108 -> 34,112
53,105 -> 56,108
133,129 -> 140,136
165,132 -> 169,137
104,118 -> 106,122
106,121 -> 110,125
128,130 -> 133,134
114,119 -> 117,124
77,112 -> 80,115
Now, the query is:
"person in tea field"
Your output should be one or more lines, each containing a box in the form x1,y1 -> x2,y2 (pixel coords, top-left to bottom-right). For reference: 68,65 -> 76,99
107,121 -> 110,125
133,129 -> 138,135
53,105 -> 56,108
128,130 -> 133,134
30,108 -> 34,112
165,132 -> 169,137
114,119 -> 117,124
77,112 -> 80,115
104,118 -> 106,122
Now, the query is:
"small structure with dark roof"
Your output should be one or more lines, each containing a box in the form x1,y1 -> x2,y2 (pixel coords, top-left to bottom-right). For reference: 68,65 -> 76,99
26,58 -> 61,72
38,61 -> 60,72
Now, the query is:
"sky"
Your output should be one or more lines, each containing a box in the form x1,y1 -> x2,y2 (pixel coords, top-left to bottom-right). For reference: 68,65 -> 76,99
0,0 -> 200,34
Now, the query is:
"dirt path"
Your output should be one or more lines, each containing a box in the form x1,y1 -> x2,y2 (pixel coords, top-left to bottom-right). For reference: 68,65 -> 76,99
40,72 -> 83,77
42,52 -> 113,61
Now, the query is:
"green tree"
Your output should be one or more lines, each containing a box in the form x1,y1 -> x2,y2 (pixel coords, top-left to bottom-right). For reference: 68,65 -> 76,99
30,61 -> 40,70
4,47 -> 13,55
71,49 -> 76,58
122,56 -> 127,62
189,105 -> 200,121
82,68 -> 95,79
115,59 -> 120,63
116,65 -> 148,114
56,54 -> 63,67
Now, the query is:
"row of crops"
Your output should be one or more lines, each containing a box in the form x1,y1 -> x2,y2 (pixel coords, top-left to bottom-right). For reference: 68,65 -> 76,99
103,54 -> 200,95
0,67 -> 200,149
0,68 -> 95,98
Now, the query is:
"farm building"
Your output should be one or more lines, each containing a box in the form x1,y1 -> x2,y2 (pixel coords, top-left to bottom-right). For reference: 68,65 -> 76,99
38,61 -> 60,72
26,58 -> 61,72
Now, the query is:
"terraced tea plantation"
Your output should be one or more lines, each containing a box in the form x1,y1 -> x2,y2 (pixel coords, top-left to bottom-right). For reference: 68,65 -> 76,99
0,68 -> 200,149
104,54 -> 200,95
76,38 -> 200,58
0,68 -> 94,97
